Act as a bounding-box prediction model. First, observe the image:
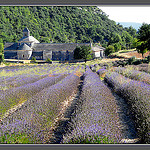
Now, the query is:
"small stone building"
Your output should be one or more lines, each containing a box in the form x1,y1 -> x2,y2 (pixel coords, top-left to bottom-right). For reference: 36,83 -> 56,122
91,45 -> 105,58
4,27 -> 105,61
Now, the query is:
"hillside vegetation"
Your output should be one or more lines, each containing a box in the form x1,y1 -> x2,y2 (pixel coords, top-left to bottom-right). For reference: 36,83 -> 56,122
0,6 -> 137,48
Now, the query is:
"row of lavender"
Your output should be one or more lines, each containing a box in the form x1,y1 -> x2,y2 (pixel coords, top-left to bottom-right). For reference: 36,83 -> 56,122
0,74 -> 67,119
0,63 -> 85,117
0,74 -> 49,90
63,68 -> 123,144
0,71 -> 81,143
0,63 -> 84,79
0,63 -> 83,88
112,67 -> 150,85
104,71 -> 150,143
132,64 -> 150,74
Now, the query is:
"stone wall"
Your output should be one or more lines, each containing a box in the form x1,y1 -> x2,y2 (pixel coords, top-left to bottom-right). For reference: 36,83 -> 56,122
17,50 -> 32,60
94,51 -> 100,58
43,50 -> 52,60
100,51 -> 104,58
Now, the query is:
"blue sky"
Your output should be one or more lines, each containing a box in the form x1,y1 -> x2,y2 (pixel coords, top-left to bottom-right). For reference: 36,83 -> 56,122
98,6 -> 150,24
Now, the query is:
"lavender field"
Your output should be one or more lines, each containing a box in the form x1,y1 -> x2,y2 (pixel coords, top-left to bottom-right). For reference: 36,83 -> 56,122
0,63 -> 149,144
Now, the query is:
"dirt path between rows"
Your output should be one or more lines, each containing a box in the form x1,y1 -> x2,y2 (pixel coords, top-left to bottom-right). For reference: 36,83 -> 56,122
102,80 -> 140,144
42,77 -> 84,144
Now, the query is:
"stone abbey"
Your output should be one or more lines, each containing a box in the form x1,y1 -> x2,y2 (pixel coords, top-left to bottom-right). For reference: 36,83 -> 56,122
4,27 -> 105,61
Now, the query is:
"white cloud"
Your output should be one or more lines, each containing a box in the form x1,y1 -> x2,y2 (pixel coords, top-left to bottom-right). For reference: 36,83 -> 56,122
98,6 -> 150,24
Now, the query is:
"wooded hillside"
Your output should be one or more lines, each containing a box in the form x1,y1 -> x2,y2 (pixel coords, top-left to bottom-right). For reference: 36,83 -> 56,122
0,6 -> 137,48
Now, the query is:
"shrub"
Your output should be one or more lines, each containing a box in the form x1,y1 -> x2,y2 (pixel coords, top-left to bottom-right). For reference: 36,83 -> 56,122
146,55 -> 150,63
46,58 -> 52,63
128,56 -> 136,65
132,59 -> 142,65
0,54 -> 4,64
96,68 -> 108,78
113,67 -> 150,85
105,45 -> 115,56
0,74 -> 66,118
113,43 -> 121,52
0,72 -> 81,143
31,57 -> 36,63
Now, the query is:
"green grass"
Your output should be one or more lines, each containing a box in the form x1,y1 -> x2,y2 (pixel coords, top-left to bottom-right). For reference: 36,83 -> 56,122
0,132 -> 36,144
0,96 -> 26,119
64,135 -> 117,144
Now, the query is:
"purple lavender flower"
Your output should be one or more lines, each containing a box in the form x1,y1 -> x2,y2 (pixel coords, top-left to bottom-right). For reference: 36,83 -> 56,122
104,71 -> 150,143
63,69 -> 123,144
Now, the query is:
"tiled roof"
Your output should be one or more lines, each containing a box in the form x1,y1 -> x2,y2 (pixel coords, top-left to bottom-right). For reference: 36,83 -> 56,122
17,43 -> 32,50
91,45 -> 105,52
4,43 -> 18,50
32,43 -> 90,52
18,36 -> 40,43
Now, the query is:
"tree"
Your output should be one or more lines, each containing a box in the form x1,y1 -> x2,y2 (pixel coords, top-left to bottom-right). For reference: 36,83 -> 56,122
113,42 -> 121,52
125,26 -> 137,38
122,31 -> 133,49
79,45 -> 92,63
136,42 -> 147,58
108,32 -> 122,45
74,45 -> 92,63
0,43 -> 4,53
131,38 -> 138,49
136,23 -> 150,58
0,54 -> 4,64
74,46 -> 82,59
31,56 -> 36,63
40,37 -> 50,43
105,45 -> 115,56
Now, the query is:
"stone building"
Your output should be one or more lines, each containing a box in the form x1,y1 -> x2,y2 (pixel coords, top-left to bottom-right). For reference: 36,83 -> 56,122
4,27 -> 105,61
91,44 -> 105,58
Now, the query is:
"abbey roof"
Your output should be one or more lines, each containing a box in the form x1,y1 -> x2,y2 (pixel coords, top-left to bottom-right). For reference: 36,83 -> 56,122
4,43 -> 18,51
17,43 -> 32,51
18,36 -> 40,43
32,43 -> 90,52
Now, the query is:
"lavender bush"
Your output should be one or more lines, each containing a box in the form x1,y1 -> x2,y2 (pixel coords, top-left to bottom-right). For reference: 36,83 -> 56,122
113,67 -> 150,85
0,74 -> 67,119
134,64 -> 150,74
0,74 -> 49,90
63,69 -> 123,144
0,71 -> 81,143
96,68 -> 108,78
104,71 -> 150,143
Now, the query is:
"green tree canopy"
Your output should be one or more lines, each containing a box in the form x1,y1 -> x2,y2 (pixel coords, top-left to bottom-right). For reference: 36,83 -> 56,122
0,6 -> 137,49
105,45 -> 115,56
74,45 -> 92,63
0,43 -> 4,53
113,42 -> 121,52
0,53 -> 4,64
136,23 -> 150,57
